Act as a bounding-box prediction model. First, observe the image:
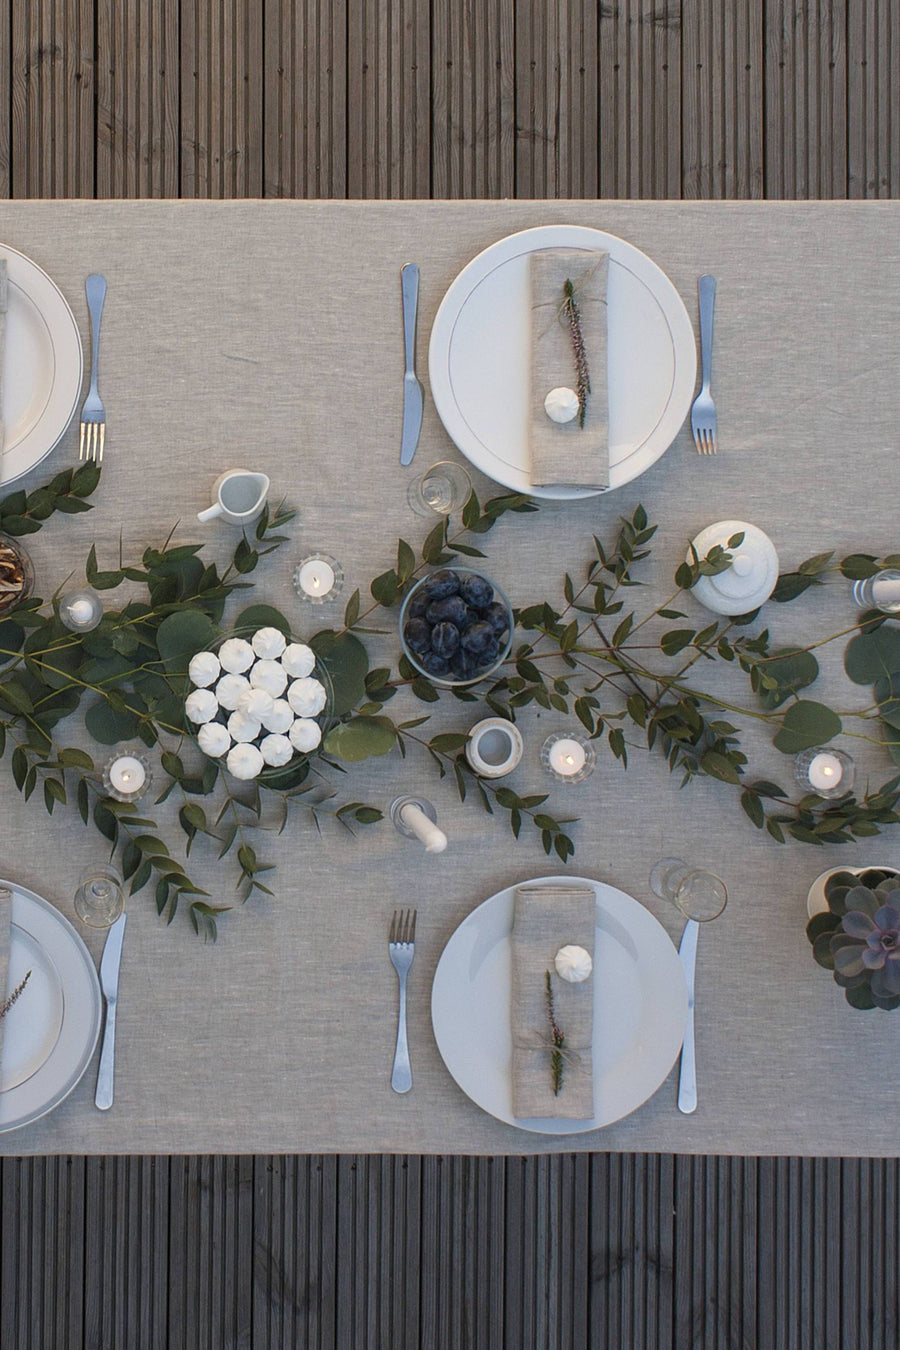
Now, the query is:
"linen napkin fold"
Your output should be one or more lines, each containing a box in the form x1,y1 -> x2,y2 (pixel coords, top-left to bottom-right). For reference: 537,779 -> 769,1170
0,886 -> 12,1075
0,259 -> 7,454
529,248 -> 609,490
510,884 -> 596,1120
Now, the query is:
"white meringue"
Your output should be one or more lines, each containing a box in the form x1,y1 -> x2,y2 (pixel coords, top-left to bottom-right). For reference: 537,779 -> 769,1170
185,688 -> 218,724
281,642 -> 316,679
251,626 -> 287,660
554,944 -> 593,983
237,686 -> 274,721
188,650 -> 221,688
544,386 -> 580,425
218,637 -> 255,674
216,673 -> 250,711
289,718 -> 322,753
261,698 -> 293,734
197,721 -> 231,758
226,743 -> 264,781
227,710 -> 262,743
287,676 -> 327,717
259,733 -> 294,767
249,658 -> 288,698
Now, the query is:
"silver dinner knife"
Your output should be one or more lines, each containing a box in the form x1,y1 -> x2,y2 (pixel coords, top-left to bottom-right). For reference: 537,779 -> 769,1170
400,263 -> 424,465
677,919 -> 699,1114
95,913 -> 127,1111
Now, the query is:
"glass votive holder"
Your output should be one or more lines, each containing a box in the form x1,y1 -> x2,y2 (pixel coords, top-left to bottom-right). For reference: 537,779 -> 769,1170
74,863 -> 124,928
541,731 -> 596,784
293,553 -> 344,605
407,461 -> 473,518
0,533 -> 34,617
852,569 -> 900,614
59,586 -> 104,633
794,746 -> 855,799
649,858 -> 728,923
102,750 -> 152,803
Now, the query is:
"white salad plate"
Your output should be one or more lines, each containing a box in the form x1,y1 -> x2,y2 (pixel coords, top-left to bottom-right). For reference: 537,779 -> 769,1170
1,242 -> 83,485
428,225 -> 696,499
431,875 -> 688,1134
0,880 -> 101,1132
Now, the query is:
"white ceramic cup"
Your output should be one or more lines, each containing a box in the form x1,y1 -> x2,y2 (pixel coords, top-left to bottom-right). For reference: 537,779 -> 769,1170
465,717 -> 524,778
197,470 -> 270,526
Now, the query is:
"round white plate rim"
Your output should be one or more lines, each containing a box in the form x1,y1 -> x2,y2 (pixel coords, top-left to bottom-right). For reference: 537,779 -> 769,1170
428,224 -> 697,500
431,874 -> 688,1134
0,879 -> 102,1133
1,241 -> 83,485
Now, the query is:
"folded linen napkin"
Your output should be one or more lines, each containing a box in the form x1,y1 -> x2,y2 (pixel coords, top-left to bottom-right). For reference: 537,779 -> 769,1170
0,886 -> 12,1074
529,248 -> 609,490
0,259 -> 7,454
510,884 -> 596,1119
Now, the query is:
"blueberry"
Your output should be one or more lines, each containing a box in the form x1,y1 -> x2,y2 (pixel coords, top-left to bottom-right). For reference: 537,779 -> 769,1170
460,620 -> 495,655
403,617 -> 432,656
407,593 -> 430,619
419,649 -> 450,677
424,569 -> 460,600
431,621 -> 460,657
426,594 -> 468,627
459,573 -> 493,609
482,601 -> 510,637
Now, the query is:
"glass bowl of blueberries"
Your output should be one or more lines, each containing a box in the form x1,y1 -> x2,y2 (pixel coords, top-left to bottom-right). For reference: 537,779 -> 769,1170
399,567 -> 514,687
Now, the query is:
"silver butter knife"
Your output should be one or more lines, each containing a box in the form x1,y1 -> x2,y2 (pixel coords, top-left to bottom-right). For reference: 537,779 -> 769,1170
400,263 -> 424,465
677,919 -> 699,1114
95,913 -> 127,1111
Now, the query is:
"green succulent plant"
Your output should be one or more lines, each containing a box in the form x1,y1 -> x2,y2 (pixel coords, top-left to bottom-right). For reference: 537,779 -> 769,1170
807,869 -> 900,1010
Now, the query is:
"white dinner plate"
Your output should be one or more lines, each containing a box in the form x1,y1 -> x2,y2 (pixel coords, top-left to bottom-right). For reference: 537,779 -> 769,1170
428,226 -> 696,499
1,242 -> 83,485
431,875 -> 688,1134
0,880 -> 102,1132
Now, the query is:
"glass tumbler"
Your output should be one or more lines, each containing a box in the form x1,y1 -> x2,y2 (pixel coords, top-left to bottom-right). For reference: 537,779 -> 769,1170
74,864 -> 125,929
649,857 -> 728,922
407,461 -> 472,517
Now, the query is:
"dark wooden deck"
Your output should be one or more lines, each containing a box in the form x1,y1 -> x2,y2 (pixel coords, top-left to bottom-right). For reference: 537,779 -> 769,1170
2,2 -> 899,1345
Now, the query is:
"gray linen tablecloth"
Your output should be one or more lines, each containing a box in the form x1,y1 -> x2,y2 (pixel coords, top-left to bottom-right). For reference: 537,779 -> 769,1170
0,200 -> 899,1157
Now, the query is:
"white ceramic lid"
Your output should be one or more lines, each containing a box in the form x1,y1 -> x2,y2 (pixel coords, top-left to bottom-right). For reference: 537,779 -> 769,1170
688,519 -> 780,615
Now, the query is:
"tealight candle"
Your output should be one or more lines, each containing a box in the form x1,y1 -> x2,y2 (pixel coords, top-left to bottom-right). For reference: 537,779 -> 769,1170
59,587 -> 103,633
390,796 -> 449,854
794,746 -> 855,800
541,732 -> 596,784
292,553 -> 343,605
102,752 -> 151,803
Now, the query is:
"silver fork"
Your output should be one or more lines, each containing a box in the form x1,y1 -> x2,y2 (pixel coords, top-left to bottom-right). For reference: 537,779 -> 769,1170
690,274 -> 717,455
79,274 -> 108,464
388,908 -> 416,1094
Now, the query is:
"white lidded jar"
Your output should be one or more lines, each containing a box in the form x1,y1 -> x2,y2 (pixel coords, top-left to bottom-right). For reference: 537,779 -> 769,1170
688,519 -> 779,616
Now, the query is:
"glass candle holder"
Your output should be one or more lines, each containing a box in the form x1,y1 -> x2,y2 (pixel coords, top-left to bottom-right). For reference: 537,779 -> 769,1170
649,858 -> 728,923
59,586 -> 104,633
794,746 -> 855,799
0,533 -> 34,617
74,863 -> 124,928
102,750 -> 152,803
541,731 -> 596,784
292,553 -> 343,605
407,461 -> 472,518
852,569 -> 900,614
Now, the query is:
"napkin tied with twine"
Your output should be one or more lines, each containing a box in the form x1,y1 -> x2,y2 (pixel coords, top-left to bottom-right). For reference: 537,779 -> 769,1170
529,248 -> 609,490
510,885 -> 596,1119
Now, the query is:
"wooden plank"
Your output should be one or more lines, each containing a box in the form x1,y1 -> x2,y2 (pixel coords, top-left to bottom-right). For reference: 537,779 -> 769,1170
181,0 -> 263,198
11,0 -> 94,197
849,0 -> 898,197
263,0 -> 348,197
0,0 -> 10,195
597,0 -> 680,199
96,0 -> 179,197
765,0 -> 847,198
347,0 -> 430,198
683,0 -> 763,197
431,0 -> 515,197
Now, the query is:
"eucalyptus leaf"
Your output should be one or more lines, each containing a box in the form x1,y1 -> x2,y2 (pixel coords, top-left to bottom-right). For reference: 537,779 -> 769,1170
758,648 -> 820,710
772,700 -> 842,754
232,604 -> 291,637
84,699 -> 142,745
844,627 -> 900,685
310,630 -> 369,717
156,610 -> 218,673
322,717 -> 397,762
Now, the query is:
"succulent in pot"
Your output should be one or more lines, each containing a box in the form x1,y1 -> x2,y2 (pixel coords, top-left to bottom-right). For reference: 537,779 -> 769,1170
807,868 -> 900,1010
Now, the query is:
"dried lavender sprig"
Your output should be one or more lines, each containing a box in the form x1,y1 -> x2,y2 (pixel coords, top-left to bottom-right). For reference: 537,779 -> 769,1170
563,279 -> 591,429
0,970 -> 31,1022
545,969 -> 566,1095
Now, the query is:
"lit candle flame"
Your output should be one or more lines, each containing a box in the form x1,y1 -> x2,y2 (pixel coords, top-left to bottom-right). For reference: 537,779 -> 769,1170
565,755 -> 574,766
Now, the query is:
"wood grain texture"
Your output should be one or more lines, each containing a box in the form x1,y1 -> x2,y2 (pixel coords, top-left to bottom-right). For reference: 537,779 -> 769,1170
431,0 -> 515,198
765,0 -> 848,198
96,0 -> 179,197
263,0 -> 347,197
181,0 -> 263,198
10,0 -> 94,197
347,0 -> 430,198
683,0 -> 763,197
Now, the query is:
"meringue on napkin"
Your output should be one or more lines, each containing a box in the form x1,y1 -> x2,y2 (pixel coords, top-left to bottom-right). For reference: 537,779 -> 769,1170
510,884 -> 596,1119
529,248 -> 609,490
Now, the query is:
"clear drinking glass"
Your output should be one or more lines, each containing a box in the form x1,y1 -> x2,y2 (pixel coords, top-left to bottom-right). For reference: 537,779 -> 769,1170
649,857 -> 728,922
851,569 -> 900,614
407,461 -> 472,517
74,864 -> 125,929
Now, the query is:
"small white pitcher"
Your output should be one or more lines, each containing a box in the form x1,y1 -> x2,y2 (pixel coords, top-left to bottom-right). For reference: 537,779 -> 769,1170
198,470 -> 270,526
